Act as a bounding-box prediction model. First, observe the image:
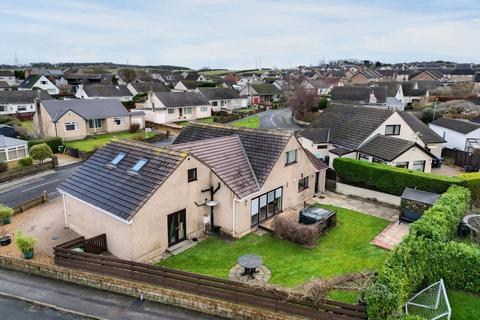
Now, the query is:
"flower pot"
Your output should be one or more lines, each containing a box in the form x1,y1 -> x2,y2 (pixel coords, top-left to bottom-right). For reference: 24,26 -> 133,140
0,236 -> 11,246
2,217 -> 11,225
22,250 -> 34,260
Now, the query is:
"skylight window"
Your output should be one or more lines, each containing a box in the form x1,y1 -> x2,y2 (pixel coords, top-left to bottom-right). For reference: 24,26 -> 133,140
131,159 -> 147,172
111,153 -> 125,165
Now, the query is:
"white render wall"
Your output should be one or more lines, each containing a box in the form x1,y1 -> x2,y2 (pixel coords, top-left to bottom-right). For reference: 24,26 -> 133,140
429,124 -> 480,151
0,102 -> 36,115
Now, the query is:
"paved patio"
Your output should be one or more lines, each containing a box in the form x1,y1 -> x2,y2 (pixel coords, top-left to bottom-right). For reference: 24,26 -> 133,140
431,164 -> 464,177
229,264 -> 271,284
371,221 -> 409,250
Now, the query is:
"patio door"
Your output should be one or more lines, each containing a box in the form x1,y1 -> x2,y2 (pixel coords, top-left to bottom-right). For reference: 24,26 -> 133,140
167,209 -> 186,247
179,108 -> 183,117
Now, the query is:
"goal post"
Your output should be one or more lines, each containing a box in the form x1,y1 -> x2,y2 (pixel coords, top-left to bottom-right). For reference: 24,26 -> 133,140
405,279 -> 451,320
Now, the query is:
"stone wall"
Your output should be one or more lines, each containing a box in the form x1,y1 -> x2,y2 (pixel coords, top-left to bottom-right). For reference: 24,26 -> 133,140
0,255 -> 303,320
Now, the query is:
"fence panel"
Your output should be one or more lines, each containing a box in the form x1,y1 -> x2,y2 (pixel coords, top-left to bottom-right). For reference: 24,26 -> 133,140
442,148 -> 480,170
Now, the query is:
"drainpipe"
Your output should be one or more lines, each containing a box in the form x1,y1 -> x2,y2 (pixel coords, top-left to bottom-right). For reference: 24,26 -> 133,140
232,198 -> 242,238
62,193 -> 69,229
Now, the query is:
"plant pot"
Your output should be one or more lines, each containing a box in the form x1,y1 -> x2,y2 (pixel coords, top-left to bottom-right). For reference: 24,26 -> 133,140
22,250 -> 34,260
0,236 -> 11,246
2,217 -> 11,225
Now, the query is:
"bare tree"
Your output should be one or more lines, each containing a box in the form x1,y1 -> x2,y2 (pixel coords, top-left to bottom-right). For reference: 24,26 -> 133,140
117,68 -> 138,83
286,72 -> 319,120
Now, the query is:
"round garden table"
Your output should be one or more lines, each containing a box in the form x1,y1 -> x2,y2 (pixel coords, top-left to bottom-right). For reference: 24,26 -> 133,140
237,254 -> 263,278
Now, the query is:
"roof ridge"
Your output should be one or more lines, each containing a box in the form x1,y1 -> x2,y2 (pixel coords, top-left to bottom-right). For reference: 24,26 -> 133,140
112,139 -> 188,158
187,121 -> 293,137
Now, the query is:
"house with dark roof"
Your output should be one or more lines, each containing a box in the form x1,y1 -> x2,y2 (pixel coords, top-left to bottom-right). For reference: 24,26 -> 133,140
75,84 -> 133,102
18,75 -> 59,95
196,87 -> 247,111
0,70 -> 16,86
239,83 -> 282,105
409,70 -> 443,82
143,91 -> 211,124
429,118 -> 480,152
349,70 -> 383,84
35,99 -> 144,141
0,90 -> 52,117
173,80 -> 213,92
298,105 -> 444,172
57,124 -> 326,261
331,86 -> 387,105
127,81 -> 169,96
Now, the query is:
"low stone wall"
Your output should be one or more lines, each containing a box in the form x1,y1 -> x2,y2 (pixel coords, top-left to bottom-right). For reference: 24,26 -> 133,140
336,182 -> 401,207
0,161 -> 55,184
0,255 -> 302,320
12,191 -> 48,215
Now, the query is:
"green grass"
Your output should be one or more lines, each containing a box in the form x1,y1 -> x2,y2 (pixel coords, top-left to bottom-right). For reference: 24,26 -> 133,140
64,131 -> 154,152
199,69 -> 231,76
327,290 -> 360,304
20,120 -> 34,132
158,205 -> 389,287
177,117 -> 215,127
449,290 -> 480,320
231,115 -> 260,129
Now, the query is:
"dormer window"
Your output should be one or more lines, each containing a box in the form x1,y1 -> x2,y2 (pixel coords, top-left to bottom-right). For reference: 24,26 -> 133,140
131,159 -> 147,173
111,153 -> 125,165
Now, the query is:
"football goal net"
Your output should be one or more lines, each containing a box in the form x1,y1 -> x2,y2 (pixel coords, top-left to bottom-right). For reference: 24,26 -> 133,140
405,279 -> 451,320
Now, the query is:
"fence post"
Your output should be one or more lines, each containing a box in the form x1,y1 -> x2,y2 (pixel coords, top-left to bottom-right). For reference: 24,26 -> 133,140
42,191 -> 48,203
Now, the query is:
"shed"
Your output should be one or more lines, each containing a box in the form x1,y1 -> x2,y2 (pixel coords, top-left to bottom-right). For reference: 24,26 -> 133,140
400,188 -> 441,222
0,124 -> 16,138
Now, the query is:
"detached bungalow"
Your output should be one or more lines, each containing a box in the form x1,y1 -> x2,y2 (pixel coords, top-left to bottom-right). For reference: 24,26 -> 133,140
58,123 -> 327,261
196,87 -> 247,111
34,99 -> 144,141
75,85 -> 133,102
127,82 -> 169,96
429,118 -> 480,152
331,86 -> 387,106
18,75 -> 59,95
239,83 -> 281,105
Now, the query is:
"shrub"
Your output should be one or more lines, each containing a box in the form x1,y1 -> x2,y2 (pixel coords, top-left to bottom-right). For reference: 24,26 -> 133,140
458,172 -> 480,206
28,137 -> 63,153
333,158 -> 464,195
0,205 -> 13,220
18,156 -> 33,167
274,214 -> 320,246
15,230 -> 36,254
0,161 -> 7,173
29,143 -> 53,163
129,123 -> 140,133
317,97 -> 329,110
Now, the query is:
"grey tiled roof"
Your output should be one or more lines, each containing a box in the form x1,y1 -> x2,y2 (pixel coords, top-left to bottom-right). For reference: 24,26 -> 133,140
171,135 -> 259,198
18,75 -> 42,89
41,99 -> 131,121
430,117 -> 480,135
0,70 -> 14,77
130,82 -> 169,93
0,135 -> 27,148
304,149 -> 328,170
153,92 -> 210,108
399,112 -> 445,143
82,85 -> 133,97
357,134 -> 417,161
197,87 -> 241,100
296,128 -> 330,143
58,140 -> 186,221
0,90 -> 51,104
329,147 -> 354,156
250,83 -> 281,95
173,123 -> 292,186
331,86 -> 387,103
309,104 -> 393,150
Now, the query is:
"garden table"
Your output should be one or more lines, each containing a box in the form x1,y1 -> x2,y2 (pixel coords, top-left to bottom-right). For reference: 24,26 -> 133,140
237,254 -> 263,278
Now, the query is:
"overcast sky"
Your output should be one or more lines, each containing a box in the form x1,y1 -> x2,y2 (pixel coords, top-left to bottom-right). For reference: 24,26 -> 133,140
1,0 -> 479,69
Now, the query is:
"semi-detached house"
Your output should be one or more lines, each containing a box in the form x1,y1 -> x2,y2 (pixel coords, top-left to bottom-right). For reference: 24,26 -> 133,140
57,123 -> 327,261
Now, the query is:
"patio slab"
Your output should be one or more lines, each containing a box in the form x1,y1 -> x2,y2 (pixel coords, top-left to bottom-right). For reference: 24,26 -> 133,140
371,221 -> 409,250
229,264 -> 271,284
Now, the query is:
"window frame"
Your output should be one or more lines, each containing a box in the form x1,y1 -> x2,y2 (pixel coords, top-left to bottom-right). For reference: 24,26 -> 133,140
385,124 -> 401,136
113,117 -> 124,126
187,168 -> 197,182
298,176 -> 309,192
167,108 -> 175,114
395,161 -> 409,168
64,122 -> 79,132
250,187 -> 283,226
413,160 -> 426,172
285,149 -> 297,166
358,153 -> 369,161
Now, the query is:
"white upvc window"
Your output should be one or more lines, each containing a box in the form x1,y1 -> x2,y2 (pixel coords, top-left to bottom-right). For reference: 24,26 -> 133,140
113,117 -> 124,126
64,122 -> 79,132
1,145 -> 27,162
200,106 -> 208,112
185,107 -> 193,115
168,108 -> 175,115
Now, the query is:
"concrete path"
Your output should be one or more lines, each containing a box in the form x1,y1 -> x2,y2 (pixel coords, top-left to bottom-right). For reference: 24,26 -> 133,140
0,268 -> 224,320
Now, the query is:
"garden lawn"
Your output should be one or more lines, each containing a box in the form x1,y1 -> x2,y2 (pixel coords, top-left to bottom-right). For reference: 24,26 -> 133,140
158,205 -> 389,287
231,115 -> 260,128
449,290 -> 480,320
64,131 -> 153,152
20,120 -> 34,132
178,117 -> 215,126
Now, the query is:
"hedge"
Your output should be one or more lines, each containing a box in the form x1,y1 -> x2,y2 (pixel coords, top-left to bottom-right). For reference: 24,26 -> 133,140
458,172 -> 480,205
333,158 -> 464,195
28,137 -> 63,153
365,186 -> 474,320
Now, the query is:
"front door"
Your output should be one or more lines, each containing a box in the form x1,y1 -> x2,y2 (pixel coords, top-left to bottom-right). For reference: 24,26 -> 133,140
167,209 -> 186,247
179,108 -> 183,117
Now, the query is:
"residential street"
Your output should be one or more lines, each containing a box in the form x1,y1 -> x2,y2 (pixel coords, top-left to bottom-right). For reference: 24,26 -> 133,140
258,108 -> 301,131
0,268 -> 224,320
0,163 -> 81,208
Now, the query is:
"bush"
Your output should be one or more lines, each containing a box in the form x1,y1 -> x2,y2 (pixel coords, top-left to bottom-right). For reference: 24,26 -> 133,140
0,162 -> 7,173
317,97 -> 329,110
129,123 -> 140,133
28,137 -> 63,153
15,230 -> 36,254
18,156 -> 33,167
0,205 -> 13,220
458,172 -> 480,206
333,158 -> 464,195
29,143 -> 53,163
274,214 -> 320,246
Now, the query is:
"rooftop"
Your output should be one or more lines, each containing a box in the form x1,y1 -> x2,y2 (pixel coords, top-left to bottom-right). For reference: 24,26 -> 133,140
430,117 -> 480,134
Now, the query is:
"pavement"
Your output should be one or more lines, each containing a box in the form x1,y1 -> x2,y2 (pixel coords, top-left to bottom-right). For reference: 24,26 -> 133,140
0,162 -> 81,208
0,268 -> 224,320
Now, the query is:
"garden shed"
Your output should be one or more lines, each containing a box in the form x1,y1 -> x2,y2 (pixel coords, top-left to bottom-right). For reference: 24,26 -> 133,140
400,187 -> 441,222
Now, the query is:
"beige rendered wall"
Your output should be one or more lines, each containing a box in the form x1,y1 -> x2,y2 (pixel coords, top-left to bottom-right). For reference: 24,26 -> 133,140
57,111 -> 88,141
104,116 -> 131,133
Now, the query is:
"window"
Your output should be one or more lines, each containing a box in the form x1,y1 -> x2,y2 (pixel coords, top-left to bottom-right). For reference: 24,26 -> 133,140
0,150 -> 6,162
131,159 -> 147,172
200,106 -> 208,112
0,106 -> 5,112
413,160 -> 426,172
113,117 -> 124,126
372,158 -> 386,164
88,119 -> 102,128
285,150 -> 297,165
41,81 -> 47,85
358,153 -> 369,161
64,122 -> 79,131
251,187 -> 282,226
111,153 -> 125,165
168,108 -> 175,114
185,107 -> 193,115
17,106 -> 27,111
212,101 -> 218,106
298,176 -> 309,192
317,145 -> 328,149
188,168 -> 197,182
385,125 -> 401,136
396,161 -> 409,168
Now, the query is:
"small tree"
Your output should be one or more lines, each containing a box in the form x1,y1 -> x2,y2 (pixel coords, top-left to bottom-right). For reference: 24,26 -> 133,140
317,97 -> 329,110
29,143 -> 53,163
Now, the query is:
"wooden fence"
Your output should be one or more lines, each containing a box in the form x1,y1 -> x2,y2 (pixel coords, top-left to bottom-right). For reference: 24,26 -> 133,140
442,148 -> 480,170
54,235 -> 367,320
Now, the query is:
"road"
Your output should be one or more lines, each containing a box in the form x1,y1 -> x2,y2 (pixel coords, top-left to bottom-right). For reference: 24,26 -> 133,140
0,268 -> 224,320
231,108 -> 301,131
0,163 -> 81,208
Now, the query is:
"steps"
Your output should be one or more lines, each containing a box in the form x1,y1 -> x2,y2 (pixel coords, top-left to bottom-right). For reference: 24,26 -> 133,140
166,240 -> 197,255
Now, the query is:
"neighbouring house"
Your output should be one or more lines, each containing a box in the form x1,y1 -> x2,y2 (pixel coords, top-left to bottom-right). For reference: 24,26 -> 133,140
127,82 -> 169,96
349,70 -> 383,84
330,86 -> 387,105
448,69 -> 475,82
0,90 -> 52,117
75,84 -> 133,102
239,83 -> 282,105
0,135 -> 28,163
473,72 -> 480,93
173,80 -> 213,92
57,123 -> 327,261
0,70 -> 16,86
429,118 -> 480,152
34,99 -> 144,141
196,87 -> 247,111
298,104 -> 445,172
143,91 -> 211,124
18,75 -> 59,95
409,70 -> 443,82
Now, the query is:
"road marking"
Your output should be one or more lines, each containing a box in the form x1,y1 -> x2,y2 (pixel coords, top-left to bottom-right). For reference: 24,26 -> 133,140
21,179 -> 59,193
0,170 -> 55,191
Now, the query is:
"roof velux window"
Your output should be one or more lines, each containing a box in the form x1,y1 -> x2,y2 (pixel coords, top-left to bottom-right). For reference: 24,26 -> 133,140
131,159 -> 147,173
111,153 -> 125,165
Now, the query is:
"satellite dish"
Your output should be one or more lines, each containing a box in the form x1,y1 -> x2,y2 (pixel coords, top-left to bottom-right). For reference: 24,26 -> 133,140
206,200 -> 218,207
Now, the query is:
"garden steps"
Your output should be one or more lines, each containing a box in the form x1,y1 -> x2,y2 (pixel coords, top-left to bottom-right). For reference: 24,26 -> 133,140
166,240 -> 197,255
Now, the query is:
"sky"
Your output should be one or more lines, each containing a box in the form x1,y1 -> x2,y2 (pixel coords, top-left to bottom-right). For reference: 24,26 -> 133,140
1,0 -> 480,69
